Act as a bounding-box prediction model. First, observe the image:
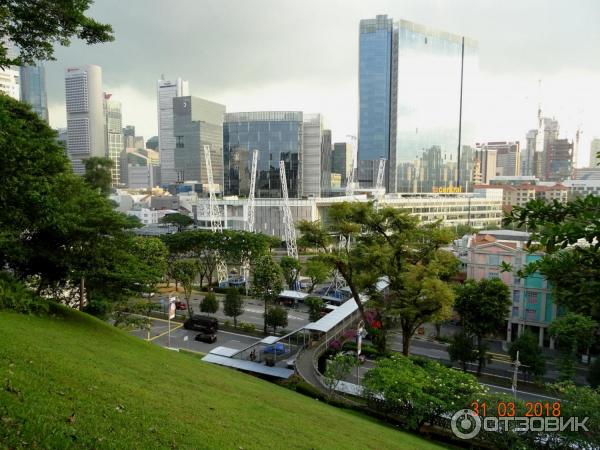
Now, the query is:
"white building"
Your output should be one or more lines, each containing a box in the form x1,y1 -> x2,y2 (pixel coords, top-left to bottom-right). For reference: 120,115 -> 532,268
0,40 -> 19,100
104,93 -> 123,186
302,113 -> 330,197
126,207 -> 176,225
157,77 -> 189,185
65,65 -> 106,175
560,179 -> 600,198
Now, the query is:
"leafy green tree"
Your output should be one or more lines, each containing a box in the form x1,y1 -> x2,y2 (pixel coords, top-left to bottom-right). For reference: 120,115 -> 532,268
305,296 -> 325,322
324,353 -> 355,398
250,255 -> 284,334
159,213 -> 193,232
0,0 -> 113,68
549,313 -> 597,381
83,157 -> 113,195
223,288 -> 243,328
508,331 -> 546,380
279,256 -> 301,289
304,258 -> 329,293
200,292 -> 219,315
264,306 -> 288,333
454,278 -> 511,375
172,259 -> 199,317
448,330 -> 478,372
130,237 -> 168,294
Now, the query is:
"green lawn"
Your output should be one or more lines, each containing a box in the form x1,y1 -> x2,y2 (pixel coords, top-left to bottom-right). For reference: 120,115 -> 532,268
0,306 -> 443,449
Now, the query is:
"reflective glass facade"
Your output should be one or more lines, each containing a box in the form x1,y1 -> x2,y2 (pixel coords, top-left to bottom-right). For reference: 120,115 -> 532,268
223,112 -> 303,198
20,64 -> 48,122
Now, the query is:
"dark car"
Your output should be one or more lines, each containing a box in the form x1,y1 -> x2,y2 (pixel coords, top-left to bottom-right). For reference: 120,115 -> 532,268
194,332 -> 217,344
175,301 -> 187,310
183,315 -> 219,333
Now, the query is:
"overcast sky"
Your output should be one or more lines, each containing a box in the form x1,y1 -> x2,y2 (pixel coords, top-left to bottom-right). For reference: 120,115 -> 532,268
46,0 -> 600,166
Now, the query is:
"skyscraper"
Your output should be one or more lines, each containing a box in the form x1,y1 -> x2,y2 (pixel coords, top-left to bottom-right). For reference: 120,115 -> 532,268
589,138 -> 600,167
546,138 -> 573,182
302,113 -> 330,197
0,40 -> 19,100
522,129 -> 537,176
173,96 -> 225,187
104,93 -> 123,186
358,15 -> 479,193
65,65 -> 106,175
157,77 -> 189,185
533,118 -> 559,180
223,111 -> 303,198
332,142 -> 354,186
20,64 -> 48,122
477,141 -> 520,177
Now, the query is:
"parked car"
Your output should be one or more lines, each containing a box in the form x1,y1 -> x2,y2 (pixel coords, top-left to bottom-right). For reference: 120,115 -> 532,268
184,315 -> 219,333
194,332 -> 217,344
175,301 -> 187,310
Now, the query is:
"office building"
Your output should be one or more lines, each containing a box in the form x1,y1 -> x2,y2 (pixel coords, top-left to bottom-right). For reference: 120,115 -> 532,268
332,142 -> 354,186
545,138 -> 573,182
65,65 -> 106,175
157,77 -> 189,185
223,111 -> 303,198
589,138 -> 600,167
0,40 -> 19,100
358,15 -> 479,192
20,64 -> 48,122
173,96 -> 225,188
521,130 -> 537,176
573,167 -> 600,181
104,93 -> 123,186
474,183 -> 567,211
477,141 -> 520,177
302,114 -> 331,197
474,145 -> 497,184
121,148 -> 160,189
123,125 -> 135,148
533,117 -> 559,180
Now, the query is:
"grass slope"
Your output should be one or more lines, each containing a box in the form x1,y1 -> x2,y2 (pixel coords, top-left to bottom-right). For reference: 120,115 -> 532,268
0,306 -> 442,449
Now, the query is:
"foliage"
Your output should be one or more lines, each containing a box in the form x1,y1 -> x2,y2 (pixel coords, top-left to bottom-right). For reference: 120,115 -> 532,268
130,237 -> 168,293
0,273 -> 48,315
0,0 -> 113,68
238,321 -> 256,333
504,195 -> 600,322
264,306 -> 288,333
323,353 -> 356,397
588,357 -> 600,388
508,331 -> 546,379
172,259 -> 199,316
223,288 -> 243,327
304,258 -> 329,293
447,330 -> 477,372
279,256 -> 301,289
305,295 -> 325,322
250,255 -> 284,334
362,355 -> 484,431
83,156 -> 113,196
549,313 -> 597,381
200,292 -> 219,315
454,278 -> 511,374
159,213 -> 193,232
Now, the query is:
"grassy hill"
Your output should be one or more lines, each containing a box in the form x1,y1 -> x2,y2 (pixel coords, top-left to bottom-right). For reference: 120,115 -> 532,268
0,306 -> 443,449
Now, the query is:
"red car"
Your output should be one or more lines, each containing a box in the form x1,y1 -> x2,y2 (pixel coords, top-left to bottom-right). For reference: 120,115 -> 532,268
175,301 -> 187,310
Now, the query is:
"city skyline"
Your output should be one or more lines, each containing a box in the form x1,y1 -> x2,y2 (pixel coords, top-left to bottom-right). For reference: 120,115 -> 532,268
42,0 -> 600,167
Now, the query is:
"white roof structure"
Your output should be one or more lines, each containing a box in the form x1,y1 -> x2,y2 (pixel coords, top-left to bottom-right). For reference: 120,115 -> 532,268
208,346 -> 240,357
260,336 -> 280,345
202,354 -> 294,379
278,290 -> 309,300
304,298 -> 364,333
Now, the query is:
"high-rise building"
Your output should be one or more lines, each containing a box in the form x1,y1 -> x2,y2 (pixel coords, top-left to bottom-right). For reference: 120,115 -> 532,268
474,145 -> 497,185
123,125 -> 135,149
104,93 -> 123,186
19,64 -> 48,122
321,129 -> 332,196
173,96 -> 225,188
157,77 -> 189,185
65,65 -> 106,175
546,138 -> 573,182
223,111 -> 303,198
521,129 -> 537,176
0,40 -> 19,100
477,141 -> 520,177
302,113 -> 330,197
533,117 -> 559,180
589,138 -> 600,167
358,15 -> 479,193
332,142 -> 354,186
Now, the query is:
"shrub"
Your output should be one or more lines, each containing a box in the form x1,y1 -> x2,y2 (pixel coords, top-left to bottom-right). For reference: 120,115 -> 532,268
238,322 -> 256,332
0,273 -> 49,315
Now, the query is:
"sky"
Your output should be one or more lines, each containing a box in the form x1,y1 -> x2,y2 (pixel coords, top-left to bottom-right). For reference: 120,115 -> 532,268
46,0 -> 600,167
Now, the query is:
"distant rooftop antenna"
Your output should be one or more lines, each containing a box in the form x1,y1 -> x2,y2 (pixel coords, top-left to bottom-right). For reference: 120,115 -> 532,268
537,79 -> 542,123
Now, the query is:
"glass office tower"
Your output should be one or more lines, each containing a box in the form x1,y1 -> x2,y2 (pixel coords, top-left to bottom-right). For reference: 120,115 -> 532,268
223,111 -> 303,198
20,64 -> 48,123
358,16 -> 479,193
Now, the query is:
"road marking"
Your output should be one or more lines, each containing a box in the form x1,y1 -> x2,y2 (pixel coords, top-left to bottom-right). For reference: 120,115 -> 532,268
481,383 -> 559,400
149,324 -> 183,341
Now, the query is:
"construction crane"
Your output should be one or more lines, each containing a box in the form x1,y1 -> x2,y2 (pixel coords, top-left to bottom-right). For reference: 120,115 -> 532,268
375,158 -> 386,191
246,149 -> 259,232
203,145 -> 228,285
345,158 -> 356,197
279,160 -> 298,260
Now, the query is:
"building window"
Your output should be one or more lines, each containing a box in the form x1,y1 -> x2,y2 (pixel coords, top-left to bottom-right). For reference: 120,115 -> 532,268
526,291 -> 538,304
488,272 -> 499,279
176,136 -> 184,148
488,254 -> 500,266
513,290 -> 520,303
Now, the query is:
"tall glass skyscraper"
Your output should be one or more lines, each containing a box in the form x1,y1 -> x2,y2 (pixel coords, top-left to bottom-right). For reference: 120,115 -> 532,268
104,93 -> 123,186
358,16 -> 479,193
223,111 -> 303,198
20,64 -> 48,123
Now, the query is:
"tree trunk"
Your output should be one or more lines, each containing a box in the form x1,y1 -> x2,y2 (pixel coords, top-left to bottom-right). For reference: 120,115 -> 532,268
477,335 -> 484,376
263,300 -> 268,334
233,315 -> 237,328
338,265 -> 369,326
79,277 -> 85,311
402,324 -> 411,356
186,298 -> 192,318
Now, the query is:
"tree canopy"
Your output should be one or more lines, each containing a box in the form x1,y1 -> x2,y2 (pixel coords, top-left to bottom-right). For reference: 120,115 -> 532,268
83,157 -> 113,195
250,255 -> 284,334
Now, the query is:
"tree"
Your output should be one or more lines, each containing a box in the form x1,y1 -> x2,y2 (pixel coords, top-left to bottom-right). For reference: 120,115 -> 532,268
549,313 -> 597,381
264,306 -> 288,333
323,353 -> 356,398
588,358 -> 600,388
304,258 -> 329,293
159,213 -> 193,232
200,292 -> 219,315
83,157 -> 113,195
448,330 -> 478,372
223,288 -> 243,328
508,331 -> 546,380
279,256 -> 300,289
0,0 -> 113,68
454,279 -> 511,375
305,296 -> 325,323
130,237 -> 168,295
172,259 -> 199,317
250,255 -> 284,334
